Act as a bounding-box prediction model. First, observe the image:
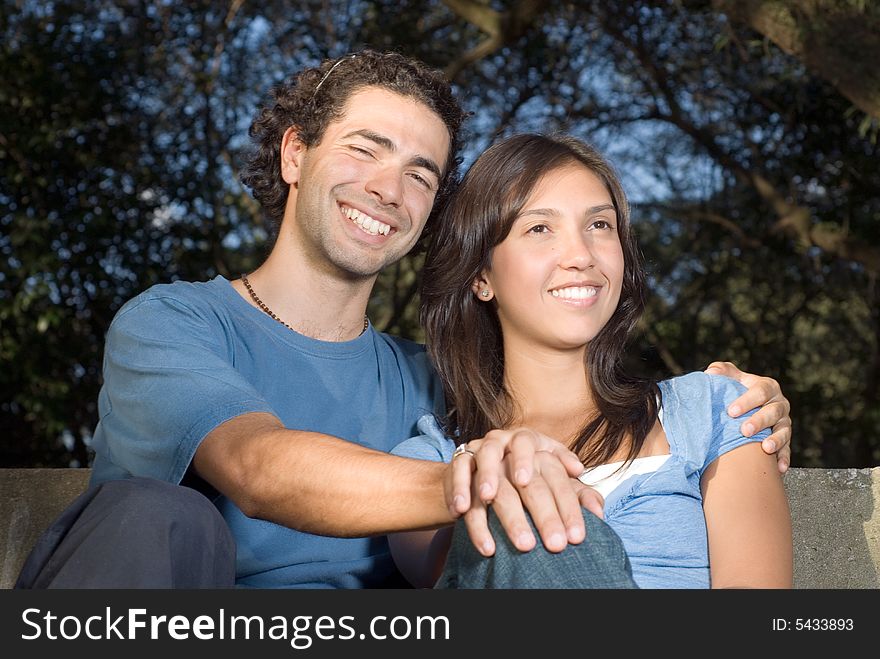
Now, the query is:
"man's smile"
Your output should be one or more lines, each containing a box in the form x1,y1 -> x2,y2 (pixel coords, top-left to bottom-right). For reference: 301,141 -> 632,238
340,203 -> 394,236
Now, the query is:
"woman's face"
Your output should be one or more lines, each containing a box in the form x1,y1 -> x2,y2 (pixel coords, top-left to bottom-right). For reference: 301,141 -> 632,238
480,163 -> 625,354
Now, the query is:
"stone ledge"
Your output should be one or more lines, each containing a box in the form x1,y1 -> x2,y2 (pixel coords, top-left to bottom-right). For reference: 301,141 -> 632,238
1,468 -> 92,590
1,467 -> 878,589
784,468 -> 879,588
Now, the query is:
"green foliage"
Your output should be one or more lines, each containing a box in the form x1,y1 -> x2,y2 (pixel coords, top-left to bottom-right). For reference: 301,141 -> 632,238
2,0 -> 877,467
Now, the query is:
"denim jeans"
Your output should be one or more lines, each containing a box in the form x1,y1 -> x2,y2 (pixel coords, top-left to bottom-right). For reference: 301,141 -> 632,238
435,508 -> 638,589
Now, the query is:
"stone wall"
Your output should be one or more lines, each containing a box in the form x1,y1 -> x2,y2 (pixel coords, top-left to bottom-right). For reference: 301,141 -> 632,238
1,467 -> 878,589
785,468 -> 879,588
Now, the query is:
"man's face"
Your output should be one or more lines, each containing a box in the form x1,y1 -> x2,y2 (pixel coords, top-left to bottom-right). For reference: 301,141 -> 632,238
282,86 -> 451,279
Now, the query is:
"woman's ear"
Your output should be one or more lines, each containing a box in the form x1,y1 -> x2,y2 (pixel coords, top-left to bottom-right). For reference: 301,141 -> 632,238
471,274 -> 494,301
280,126 -> 306,186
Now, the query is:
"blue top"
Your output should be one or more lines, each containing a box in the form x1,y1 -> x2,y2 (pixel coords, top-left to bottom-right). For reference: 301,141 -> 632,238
89,275 -> 444,588
391,372 -> 769,589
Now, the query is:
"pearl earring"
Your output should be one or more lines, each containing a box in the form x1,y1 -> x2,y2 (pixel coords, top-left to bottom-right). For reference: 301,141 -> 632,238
481,290 -> 491,298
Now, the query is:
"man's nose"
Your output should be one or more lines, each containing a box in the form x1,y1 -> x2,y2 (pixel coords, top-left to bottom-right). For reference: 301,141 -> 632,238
365,166 -> 404,207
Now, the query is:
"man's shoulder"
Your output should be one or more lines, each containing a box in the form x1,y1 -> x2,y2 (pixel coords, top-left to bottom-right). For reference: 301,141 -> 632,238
105,277 -> 237,345
121,276 -> 227,310
375,332 -> 435,374
114,276 -> 230,323
373,332 -> 442,410
377,332 -> 428,358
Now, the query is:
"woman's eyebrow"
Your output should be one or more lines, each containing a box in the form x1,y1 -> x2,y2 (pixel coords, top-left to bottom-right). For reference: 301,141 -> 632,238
518,204 -> 616,218
518,208 -> 559,218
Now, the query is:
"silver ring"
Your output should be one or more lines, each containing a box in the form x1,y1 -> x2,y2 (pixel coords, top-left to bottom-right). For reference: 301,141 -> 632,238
452,443 -> 476,460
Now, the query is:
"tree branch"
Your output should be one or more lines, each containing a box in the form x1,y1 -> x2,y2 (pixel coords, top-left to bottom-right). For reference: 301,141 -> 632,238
442,0 -> 551,80
606,11 -> 880,275
643,325 -> 685,374
713,0 -> 880,119
658,205 -> 763,249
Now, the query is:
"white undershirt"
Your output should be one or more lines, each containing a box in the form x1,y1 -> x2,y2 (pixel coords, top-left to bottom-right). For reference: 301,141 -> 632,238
578,454 -> 671,499
577,405 -> 670,499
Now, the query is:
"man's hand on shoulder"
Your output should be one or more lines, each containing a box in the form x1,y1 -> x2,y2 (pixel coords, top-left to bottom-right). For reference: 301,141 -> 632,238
705,361 -> 792,473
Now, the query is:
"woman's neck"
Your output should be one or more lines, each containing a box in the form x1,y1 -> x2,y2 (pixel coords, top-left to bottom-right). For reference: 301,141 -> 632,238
502,340 -> 595,446
501,338 -> 667,464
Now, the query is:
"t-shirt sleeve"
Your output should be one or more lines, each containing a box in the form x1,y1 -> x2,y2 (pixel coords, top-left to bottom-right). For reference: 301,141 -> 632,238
701,374 -> 771,474
390,414 -> 456,463
93,292 -> 276,484
387,337 -> 447,435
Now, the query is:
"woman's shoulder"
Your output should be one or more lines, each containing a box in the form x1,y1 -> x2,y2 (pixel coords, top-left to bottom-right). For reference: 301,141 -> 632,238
659,371 -> 763,472
659,371 -> 747,412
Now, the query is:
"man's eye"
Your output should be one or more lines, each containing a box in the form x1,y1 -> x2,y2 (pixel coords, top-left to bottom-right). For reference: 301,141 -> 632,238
350,146 -> 372,156
410,172 -> 439,192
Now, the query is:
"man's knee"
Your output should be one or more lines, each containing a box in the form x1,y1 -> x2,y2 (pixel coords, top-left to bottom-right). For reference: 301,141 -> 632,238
17,477 -> 236,588
99,478 -> 228,535
91,478 -> 235,560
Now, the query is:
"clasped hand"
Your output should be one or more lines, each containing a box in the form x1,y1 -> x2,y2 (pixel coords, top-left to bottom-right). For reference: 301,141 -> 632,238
443,427 -> 603,557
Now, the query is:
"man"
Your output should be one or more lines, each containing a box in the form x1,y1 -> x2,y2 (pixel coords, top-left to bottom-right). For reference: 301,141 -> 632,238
17,51 -> 791,589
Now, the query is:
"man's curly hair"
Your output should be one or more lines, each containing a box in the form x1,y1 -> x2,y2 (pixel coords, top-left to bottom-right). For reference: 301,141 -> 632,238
240,50 -> 466,243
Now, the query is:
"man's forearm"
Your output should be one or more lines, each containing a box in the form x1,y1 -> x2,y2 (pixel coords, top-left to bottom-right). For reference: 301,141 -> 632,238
193,412 -> 454,536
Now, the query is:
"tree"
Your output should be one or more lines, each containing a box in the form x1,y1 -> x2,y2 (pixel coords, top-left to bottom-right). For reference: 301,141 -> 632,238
712,0 -> 880,120
403,0 -> 880,466
1,0 -> 334,465
2,0 -> 877,468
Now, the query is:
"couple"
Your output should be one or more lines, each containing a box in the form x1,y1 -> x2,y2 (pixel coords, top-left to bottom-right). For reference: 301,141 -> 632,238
17,50 -> 791,589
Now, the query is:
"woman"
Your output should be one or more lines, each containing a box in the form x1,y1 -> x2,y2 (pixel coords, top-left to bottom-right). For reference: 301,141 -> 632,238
391,133 -> 792,589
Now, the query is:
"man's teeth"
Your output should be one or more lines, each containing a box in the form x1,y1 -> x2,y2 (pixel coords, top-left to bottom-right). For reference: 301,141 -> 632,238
551,286 -> 598,299
343,206 -> 391,236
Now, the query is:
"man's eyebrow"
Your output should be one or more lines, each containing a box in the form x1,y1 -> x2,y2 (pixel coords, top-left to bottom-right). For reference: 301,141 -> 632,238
342,129 -> 443,180
344,129 -> 395,151
409,155 -> 442,180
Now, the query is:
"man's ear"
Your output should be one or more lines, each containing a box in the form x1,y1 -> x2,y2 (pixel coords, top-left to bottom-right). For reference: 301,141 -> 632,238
280,126 -> 306,186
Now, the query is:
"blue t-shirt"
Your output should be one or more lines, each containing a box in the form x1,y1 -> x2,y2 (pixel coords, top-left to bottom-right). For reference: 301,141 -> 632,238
89,276 -> 444,588
391,372 -> 769,589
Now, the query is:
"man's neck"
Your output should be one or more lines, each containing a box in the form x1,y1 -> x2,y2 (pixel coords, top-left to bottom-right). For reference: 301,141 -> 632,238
234,246 -> 375,342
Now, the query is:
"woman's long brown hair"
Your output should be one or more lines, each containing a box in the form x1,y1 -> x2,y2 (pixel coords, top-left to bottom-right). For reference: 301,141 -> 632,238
420,133 -> 659,467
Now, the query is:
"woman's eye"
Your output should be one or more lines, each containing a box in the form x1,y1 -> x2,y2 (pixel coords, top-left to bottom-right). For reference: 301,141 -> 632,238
527,224 -> 549,234
591,220 -> 612,230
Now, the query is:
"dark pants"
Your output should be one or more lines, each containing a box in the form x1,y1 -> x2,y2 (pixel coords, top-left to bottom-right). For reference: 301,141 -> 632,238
15,477 -> 236,588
